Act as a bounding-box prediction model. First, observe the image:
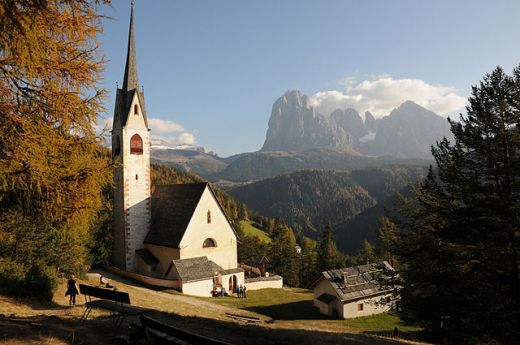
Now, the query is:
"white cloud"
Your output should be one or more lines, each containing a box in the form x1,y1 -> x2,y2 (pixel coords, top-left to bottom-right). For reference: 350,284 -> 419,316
309,76 -> 467,118
148,118 -> 185,133
94,117 -> 197,148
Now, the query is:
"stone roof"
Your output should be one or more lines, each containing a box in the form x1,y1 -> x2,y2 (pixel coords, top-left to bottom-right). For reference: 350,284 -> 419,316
144,183 -> 208,248
135,248 -> 159,265
170,256 -> 223,282
316,261 -> 395,303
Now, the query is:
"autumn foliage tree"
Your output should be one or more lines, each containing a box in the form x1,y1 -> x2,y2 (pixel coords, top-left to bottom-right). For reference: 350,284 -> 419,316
0,0 -> 110,300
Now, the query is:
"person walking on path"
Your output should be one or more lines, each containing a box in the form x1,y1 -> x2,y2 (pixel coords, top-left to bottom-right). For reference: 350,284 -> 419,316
65,275 -> 79,306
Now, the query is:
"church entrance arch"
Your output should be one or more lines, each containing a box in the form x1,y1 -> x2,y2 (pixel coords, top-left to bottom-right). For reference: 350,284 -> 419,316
229,275 -> 237,293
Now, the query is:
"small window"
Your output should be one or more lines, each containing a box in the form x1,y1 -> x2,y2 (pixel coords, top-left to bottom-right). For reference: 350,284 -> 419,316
357,303 -> 364,311
207,210 -> 211,224
130,134 -> 143,154
135,174 -> 139,180
134,104 -> 139,115
203,238 -> 216,248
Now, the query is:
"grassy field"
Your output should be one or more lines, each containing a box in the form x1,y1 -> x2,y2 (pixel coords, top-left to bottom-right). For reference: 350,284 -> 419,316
205,287 -> 422,334
239,220 -> 272,243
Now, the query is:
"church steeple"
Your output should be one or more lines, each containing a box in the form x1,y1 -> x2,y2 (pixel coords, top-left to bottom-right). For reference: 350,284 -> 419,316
122,1 -> 139,92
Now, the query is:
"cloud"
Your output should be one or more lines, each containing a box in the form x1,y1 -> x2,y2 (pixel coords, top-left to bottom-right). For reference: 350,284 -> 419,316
148,118 -> 185,133
94,116 -> 197,148
309,76 -> 467,118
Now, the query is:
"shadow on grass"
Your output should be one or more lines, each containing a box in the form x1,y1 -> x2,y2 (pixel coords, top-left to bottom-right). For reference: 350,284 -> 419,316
144,310 -> 421,345
0,313 -> 147,345
0,307 -> 425,345
243,300 -> 327,320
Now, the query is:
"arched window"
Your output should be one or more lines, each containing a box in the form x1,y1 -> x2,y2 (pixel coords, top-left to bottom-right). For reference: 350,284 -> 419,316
207,210 -> 211,224
130,134 -> 143,154
134,104 -> 139,115
203,238 -> 216,248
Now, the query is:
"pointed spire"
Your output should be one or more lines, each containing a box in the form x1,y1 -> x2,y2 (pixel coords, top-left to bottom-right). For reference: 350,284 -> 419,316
122,1 -> 139,91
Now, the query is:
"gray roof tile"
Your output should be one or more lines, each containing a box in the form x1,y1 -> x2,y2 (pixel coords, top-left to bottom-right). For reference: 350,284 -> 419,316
321,261 -> 395,303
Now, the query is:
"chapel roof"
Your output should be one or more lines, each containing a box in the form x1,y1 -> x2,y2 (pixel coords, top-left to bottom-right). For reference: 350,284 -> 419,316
170,256 -> 223,282
144,183 -> 208,248
313,261 -> 395,303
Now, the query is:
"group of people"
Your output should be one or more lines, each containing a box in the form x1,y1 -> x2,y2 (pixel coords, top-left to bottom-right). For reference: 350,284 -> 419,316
65,273 -> 114,306
213,286 -> 227,297
237,284 -> 247,298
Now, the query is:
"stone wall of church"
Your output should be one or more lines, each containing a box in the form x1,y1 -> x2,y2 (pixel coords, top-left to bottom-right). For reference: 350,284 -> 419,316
113,93 -> 151,272
179,188 -> 238,269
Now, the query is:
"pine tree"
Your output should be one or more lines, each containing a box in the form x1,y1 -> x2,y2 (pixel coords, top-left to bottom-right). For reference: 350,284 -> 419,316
376,216 -> 399,268
317,225 -> 345,272
299,237 -> 319,287
268,223 -> 300,286
356,240 -> 376,265
396,66 -> 520,343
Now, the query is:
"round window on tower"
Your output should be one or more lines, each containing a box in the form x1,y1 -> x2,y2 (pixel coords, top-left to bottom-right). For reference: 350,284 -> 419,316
130,134 -> 143,154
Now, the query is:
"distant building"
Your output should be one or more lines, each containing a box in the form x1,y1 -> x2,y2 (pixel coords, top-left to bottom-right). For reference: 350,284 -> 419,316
295,245 -> 302,254
311,261 -> 396,319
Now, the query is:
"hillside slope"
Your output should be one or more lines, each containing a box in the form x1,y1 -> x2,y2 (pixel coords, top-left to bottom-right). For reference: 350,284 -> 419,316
229,166 -> 426,254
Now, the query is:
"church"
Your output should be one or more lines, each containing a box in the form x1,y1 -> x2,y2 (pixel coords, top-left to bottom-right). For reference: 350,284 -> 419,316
110,4 -> 244,297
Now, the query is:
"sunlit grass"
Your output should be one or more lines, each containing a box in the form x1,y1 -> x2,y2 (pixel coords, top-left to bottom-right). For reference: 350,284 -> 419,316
239,221 -> 272,243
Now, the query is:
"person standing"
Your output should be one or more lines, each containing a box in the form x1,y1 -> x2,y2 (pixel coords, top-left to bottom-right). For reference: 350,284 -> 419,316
65,275 -> 79,305
243,285 -> 247,298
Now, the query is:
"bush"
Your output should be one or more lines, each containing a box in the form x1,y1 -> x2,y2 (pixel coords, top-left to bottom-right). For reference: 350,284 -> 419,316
0,259 -> 26,297
24,263 -> 58,302
0,259 -> 57,301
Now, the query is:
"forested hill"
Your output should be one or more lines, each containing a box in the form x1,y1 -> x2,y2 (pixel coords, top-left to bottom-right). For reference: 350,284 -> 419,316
228,166 -> 427,253
151,163 -> 251,221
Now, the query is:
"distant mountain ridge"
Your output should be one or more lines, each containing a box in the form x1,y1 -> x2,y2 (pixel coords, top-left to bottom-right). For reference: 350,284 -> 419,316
262,90 -> 452,159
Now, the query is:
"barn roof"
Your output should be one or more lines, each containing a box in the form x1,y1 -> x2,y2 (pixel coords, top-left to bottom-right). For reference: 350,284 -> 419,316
314,261 -> 395,303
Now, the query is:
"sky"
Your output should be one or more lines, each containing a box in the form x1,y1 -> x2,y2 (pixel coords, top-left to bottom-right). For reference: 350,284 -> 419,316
98,0 -> 520,156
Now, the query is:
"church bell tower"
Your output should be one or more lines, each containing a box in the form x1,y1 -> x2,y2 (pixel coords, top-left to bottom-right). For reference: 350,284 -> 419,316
112,2 -> 151,271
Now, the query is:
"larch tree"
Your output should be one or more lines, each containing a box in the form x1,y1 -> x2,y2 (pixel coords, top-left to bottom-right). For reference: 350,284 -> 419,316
0,0 -> 111,299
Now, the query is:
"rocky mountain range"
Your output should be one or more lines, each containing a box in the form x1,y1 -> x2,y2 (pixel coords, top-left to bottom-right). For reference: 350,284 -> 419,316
262,90 -> 453,159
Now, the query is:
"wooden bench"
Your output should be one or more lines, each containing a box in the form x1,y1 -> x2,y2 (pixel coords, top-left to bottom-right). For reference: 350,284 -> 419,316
79,284 -> 151,326
140,314 -> 233,345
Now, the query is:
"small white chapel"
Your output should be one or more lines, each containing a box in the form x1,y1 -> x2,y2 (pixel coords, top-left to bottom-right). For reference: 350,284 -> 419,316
109,3 -> 245,297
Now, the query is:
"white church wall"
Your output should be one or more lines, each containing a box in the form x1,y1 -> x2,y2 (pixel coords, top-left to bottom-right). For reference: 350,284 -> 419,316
244,277 -> 283,291
120,93 -> 151,272
181,279 -> 214,297
179,188 -> 237,269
